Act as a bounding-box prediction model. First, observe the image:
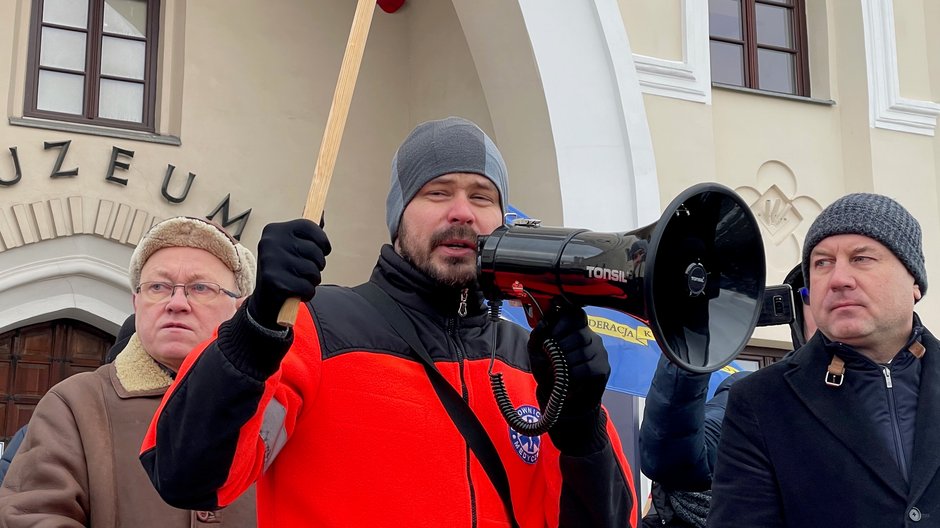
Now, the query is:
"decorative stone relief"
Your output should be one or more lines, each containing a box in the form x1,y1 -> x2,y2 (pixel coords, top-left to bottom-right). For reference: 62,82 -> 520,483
0,197 -> 160,253
751,185 -> 802,246
735,161 -> 822,281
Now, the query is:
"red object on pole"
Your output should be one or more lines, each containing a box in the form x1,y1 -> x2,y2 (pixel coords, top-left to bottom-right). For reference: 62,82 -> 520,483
377,0 -> 405,13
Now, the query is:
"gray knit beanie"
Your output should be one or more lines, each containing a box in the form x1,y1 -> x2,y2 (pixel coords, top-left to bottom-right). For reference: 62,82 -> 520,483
386,116 -> 509,241
802,193 -> 926,295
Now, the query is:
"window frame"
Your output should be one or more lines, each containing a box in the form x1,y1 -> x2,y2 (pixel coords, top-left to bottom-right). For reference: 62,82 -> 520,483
23,0 -> 161,132
709,0 -> 810,97
738,346 -> 789,371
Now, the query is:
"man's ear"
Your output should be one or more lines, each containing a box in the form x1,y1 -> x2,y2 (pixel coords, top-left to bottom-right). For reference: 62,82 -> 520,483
914,284 -> 923,303
235,296 -> 247,309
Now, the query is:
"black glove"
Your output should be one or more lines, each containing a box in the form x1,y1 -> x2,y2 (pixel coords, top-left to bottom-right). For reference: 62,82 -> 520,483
528,300 -> 610,454
246,219 -> 331,330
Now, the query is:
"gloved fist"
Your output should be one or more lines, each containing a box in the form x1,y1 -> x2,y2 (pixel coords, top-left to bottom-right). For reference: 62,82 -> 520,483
247,219 -> 331,329
528,300 -> 610,453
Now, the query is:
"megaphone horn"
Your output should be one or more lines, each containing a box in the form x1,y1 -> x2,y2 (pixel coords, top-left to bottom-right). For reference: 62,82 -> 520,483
478,182 -> 766,374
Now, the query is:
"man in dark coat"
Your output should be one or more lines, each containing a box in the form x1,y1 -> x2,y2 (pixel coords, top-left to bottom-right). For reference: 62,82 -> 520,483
709,193 -> 939,527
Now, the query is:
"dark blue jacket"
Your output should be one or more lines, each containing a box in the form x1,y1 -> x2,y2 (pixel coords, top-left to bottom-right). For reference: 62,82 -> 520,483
0,425 -> 27,484
709,316 -> 939,527
640,356 -> 748,492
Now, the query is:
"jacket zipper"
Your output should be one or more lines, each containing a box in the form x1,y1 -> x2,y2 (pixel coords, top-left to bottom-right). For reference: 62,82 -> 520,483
449,295 -> 477,528
882,366 -> 910,483
458,288 -> 469,317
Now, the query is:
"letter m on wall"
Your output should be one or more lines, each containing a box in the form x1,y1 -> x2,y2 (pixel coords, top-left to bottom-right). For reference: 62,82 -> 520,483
207,194 -> 251,240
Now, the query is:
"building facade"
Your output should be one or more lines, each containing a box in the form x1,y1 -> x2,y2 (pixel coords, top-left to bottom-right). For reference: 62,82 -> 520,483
0,0 -> 938,509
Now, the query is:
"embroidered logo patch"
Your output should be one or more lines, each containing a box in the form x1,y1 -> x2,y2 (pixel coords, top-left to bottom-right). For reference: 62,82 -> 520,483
509,405 -> 541,464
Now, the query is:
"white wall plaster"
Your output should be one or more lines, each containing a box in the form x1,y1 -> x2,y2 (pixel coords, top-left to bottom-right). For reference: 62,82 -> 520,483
518,0 -> 661,230
861,0 -> 940,136
632,0 -> 711,104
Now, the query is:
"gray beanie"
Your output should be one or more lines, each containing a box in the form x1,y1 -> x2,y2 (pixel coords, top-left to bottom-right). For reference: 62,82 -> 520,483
129,216 -> 257,297
802,193 -> 926,295
386,116 -> 509,241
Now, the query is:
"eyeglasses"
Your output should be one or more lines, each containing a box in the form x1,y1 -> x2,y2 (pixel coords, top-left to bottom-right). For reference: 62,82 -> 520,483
798,287 -> 810,305
136,281 -> 239,304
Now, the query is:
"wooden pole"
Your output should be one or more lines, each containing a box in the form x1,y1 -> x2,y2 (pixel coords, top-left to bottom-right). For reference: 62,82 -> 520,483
276,0 -> 377,327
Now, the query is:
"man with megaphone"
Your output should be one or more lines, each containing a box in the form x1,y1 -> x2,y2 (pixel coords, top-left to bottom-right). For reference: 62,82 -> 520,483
141,116 -> 637,527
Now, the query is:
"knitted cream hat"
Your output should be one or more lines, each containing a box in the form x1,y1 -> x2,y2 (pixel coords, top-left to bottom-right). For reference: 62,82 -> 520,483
128,216 -> 256,296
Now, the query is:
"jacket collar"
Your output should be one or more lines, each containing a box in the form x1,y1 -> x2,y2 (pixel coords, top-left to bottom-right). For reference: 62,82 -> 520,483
783,315 -> 938,498
110,333 -> 174,397
785,335 -> 906,494
371,244 -> 490,321
820,316 -> 924,371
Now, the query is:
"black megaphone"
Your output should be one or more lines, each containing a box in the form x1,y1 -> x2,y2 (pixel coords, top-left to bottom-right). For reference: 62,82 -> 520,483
477,183 -> 766,434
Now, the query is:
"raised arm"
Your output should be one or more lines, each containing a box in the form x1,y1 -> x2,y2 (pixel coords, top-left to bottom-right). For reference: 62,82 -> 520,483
140,219 -> 330,509
639,355 -> 714,490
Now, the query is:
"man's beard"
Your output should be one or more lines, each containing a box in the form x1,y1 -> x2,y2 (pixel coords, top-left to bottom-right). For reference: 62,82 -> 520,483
397,224 -> 480,288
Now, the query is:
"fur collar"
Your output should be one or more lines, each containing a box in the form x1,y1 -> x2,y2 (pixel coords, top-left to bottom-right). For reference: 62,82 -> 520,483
113,334 -> 174,392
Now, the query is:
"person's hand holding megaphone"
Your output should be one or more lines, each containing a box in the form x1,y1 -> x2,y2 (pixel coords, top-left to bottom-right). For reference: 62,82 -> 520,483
247,219 -> 332,330
528,299 -> 611,456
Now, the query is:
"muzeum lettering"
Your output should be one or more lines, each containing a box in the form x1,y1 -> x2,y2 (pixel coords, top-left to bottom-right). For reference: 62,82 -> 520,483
1,139 -> 252,239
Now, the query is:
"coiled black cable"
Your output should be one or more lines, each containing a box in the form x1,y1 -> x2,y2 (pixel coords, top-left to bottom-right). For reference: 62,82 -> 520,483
487,300 -> 570,436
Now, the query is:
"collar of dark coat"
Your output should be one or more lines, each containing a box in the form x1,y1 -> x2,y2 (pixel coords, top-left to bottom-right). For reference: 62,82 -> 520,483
110,333 -> 175,396
371,244 -> 490,320
818,313 -> 925,369
783,317 -> 940,499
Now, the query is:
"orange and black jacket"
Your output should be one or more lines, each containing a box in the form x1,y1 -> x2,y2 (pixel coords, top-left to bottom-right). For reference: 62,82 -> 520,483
142,245 -> 637,527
